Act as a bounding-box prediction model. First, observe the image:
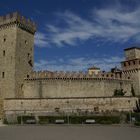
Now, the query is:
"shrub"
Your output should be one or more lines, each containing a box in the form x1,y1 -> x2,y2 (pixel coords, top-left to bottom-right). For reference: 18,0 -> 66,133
126,112 -> 140,123
38,116 -> 67,124
38,115 -> 120,124
114,89 -> 126,96
134,121 -> 140,126
17,116 -> 35,124
3,118 -> 8,124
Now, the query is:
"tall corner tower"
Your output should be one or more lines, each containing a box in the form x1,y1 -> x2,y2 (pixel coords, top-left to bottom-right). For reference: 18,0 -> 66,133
121,47 -> 140,96
0,12 -> 36,99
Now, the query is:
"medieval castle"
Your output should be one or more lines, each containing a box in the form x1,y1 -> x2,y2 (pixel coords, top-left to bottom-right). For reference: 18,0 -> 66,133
0,12 -> 139,123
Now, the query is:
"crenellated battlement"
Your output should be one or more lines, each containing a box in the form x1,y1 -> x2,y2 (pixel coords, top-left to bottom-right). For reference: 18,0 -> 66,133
0,12 -> 36,34
24,70 -> 130,81
121,59 -> 140,71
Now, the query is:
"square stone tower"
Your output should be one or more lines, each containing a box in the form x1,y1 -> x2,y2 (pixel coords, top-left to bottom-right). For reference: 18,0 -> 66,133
121,47 -> 140,96
0,12 -> 36,99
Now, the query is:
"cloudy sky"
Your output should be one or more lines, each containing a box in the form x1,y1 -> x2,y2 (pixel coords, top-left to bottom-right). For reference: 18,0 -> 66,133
1,0 -> 140,72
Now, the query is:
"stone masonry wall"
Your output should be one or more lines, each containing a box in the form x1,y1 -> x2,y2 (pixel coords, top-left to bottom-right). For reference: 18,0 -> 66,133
4,97 -> 137,116
22,79 -> 132,98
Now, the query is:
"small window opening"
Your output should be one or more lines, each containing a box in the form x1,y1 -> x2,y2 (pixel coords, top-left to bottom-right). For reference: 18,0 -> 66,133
28,53 -> 30,58
3,38 -> 6,42
124,63 -> 126,67
55,108 -> 60,113
11,56 -> 13,62
2,72 -> 5,78
94,107 -> 99,112
3,50 -> 5,56
25,40 -> 28,45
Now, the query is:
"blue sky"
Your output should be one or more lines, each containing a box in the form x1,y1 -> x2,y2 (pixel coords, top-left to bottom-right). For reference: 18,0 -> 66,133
1,0 -> 140,72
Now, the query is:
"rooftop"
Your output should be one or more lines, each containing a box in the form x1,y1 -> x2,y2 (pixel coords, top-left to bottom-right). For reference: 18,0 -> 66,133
88,66 -> 100,70
124,46 -> 140,51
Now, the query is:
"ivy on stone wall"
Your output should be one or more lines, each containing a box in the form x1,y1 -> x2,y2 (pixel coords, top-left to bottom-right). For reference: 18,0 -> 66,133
134,99 -> 140,112
113,89 -> 126,96
131,86 -> 135,96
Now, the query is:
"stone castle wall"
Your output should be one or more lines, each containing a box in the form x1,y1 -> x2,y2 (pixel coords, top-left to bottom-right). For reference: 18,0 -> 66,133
22,78 -> 132,98
0,12 -> 139,121
4,97 -> 137,119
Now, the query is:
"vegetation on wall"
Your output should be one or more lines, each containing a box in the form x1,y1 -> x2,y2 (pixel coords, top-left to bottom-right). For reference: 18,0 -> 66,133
113,89 -> 126,96
131,86 -> 135,96
134,99 -> 140,113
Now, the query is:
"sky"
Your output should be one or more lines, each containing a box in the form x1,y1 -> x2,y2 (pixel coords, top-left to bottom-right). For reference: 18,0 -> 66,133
1,0 -> 140,72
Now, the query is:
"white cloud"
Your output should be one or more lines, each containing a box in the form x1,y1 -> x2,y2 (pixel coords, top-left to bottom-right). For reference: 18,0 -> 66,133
34,56 -> 123,71
35,32 -> 48,47
36,6 -> 140,47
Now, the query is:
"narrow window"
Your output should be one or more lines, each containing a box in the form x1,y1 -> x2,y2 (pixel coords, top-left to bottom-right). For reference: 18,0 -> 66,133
11,56 -> 12,62
124,62 -> 126,67
28,53 -> 30,59
25,40 -> 28,45
3,38 -> 6,42
2,72 -> 5,78
3,50 -> 5,56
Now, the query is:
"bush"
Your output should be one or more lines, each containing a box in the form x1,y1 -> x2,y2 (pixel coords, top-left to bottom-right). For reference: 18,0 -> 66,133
38,115 -> 120,124
17,116 -> 35,124
126,112 -> 140,123
93,116 -> 120,124
134,121 -> 140,126
39,116 -> 67,124
3,118 -> 8,124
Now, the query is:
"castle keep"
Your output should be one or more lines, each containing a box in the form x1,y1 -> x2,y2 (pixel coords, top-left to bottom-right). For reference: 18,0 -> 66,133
0,12 -> 139,122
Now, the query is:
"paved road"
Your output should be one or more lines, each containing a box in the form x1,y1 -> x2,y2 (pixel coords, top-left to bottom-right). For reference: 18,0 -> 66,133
0,125 -> 140,140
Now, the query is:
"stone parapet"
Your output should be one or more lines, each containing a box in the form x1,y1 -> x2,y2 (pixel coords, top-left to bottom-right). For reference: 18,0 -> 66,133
0,12 -> 36,34
25,70 -> 130,81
